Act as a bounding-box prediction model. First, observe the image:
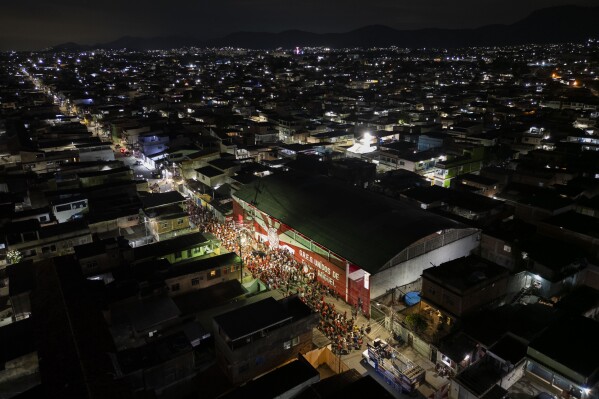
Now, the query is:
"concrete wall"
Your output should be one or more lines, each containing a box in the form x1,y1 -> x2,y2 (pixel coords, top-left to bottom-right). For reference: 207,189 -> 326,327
303,346 -> 351,374
480,234 -> 516,270
449,379 -> 478,399
499,361 -> 526,390
165,264 -> 240,295
371,233 -> 479,299
89,214 -> 139,235
10,292 -> 31,320
215,314 -> 318,384
78,148 -> 115,162
0,352 -> 39,384
582,265 -> 599,290
422,273 -> 508,317
530,267 -> 585,298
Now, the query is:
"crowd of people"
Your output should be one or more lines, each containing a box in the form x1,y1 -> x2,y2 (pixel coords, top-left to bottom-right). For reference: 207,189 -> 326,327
185,201 -> 369,355
300,282 -> 369,355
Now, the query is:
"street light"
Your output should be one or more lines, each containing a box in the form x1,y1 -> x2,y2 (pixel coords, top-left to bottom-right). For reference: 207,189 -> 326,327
238,234 -> 246,283
236,226 -> 252,283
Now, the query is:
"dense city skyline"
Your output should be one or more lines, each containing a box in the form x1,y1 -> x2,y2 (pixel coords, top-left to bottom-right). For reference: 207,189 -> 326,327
1,0 -> 599,396
1,0 -> 598,50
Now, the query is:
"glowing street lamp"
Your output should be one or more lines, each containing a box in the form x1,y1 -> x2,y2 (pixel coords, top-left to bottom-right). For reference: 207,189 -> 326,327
237,227 -> 251,282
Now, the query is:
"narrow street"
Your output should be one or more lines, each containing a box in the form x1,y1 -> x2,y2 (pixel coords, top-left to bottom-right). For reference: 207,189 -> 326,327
187,204 -> 450,398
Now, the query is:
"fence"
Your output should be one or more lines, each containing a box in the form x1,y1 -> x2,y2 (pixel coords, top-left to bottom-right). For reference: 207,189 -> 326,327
381,228 -> 479,271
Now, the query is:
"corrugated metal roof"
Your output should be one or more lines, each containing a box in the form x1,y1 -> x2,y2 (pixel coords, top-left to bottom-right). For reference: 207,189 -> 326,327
233,172 -> 467,274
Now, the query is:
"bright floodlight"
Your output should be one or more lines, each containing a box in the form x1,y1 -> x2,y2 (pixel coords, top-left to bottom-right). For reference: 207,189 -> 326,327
348,132 -> 375,154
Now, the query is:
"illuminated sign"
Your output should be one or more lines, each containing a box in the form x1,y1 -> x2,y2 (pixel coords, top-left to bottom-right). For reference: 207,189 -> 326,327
299,249 -> 341,287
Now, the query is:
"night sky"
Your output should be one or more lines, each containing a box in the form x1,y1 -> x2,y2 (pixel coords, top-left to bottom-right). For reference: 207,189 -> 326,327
1,0 -> 597,50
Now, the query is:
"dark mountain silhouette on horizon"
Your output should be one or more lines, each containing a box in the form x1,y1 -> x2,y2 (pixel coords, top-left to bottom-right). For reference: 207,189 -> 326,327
51,5 -> 599,51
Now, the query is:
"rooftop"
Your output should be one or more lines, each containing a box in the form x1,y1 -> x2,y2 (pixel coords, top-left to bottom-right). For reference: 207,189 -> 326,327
195,165 -> 225,178
207,157 -> 238,171
454,357 -> 504,397
140,190 -> 186,209
172,279 -> 246,316
542,210 -> 599,239
219,356 -> 319,399
528,316 -> 599,381
0,318 -> 36,364
463,303 -> 561,347
234,172 -> 469,273
117,331 -> 191,374
111,294 -> 180,334
488,334 -> 527,366
164,252 -> 239,280
213,295 -> 312,342
132,232 -> 211,262
423,255 -> 509,293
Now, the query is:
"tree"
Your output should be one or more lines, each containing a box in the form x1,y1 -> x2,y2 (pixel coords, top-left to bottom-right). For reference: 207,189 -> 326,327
405,313 -> 428,334
6,249 -> 22,265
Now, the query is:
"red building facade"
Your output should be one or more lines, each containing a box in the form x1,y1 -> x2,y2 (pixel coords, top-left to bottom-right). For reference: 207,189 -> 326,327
233,199 -> 370,316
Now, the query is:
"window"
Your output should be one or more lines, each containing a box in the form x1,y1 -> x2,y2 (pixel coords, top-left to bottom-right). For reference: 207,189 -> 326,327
86,261 -> 98,269
162,222 -> 169,229
72,201 -> 86,209
177,219 -> 184,225
208,269 -> 221,280
283,340 -> 291,350
42,245 -> 56,254
22,249 -> 37,257
22,232 -> 37,242
56,204 -> 71,212
171,283 -> 180,292
191,277 -> 199,286
443,294 -> 454,306
503,245 -> 511,253
292,336 -> 300,346
39,215 -> 48,222
239,363 -> 249,373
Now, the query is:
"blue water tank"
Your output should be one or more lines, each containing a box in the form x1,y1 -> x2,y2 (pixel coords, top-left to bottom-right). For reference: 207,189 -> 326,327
404,291 -> 421,306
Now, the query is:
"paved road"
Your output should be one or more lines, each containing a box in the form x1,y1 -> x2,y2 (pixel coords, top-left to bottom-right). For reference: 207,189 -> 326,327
111,148 -> 175,191
300,290 -> 451,397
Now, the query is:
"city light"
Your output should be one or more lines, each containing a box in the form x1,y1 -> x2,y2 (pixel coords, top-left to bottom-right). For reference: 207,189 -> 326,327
3,16 -> 599,398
